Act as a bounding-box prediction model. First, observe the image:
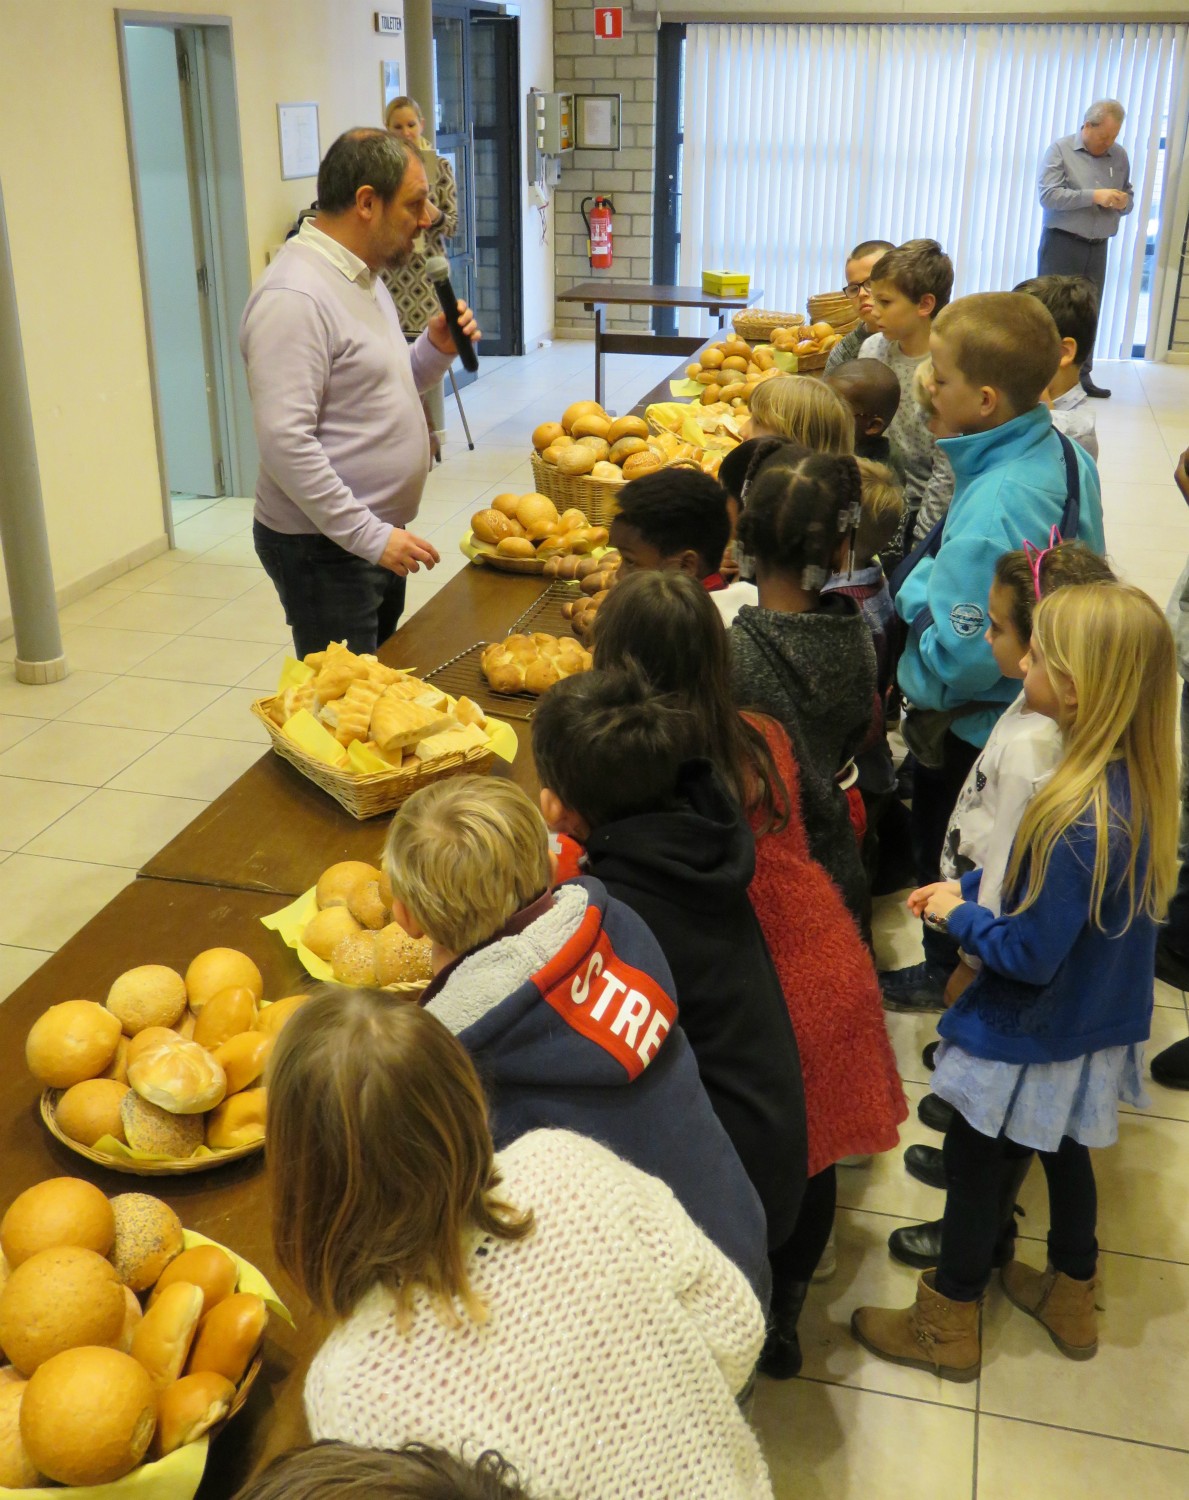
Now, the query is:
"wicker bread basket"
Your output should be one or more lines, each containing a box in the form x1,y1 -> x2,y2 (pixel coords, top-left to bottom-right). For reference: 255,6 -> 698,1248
41,1090 -> 264,1175
807,292 -> 855,322
530,453 -> 623,526
251,696 -> 495,819
731,308 -> 806,342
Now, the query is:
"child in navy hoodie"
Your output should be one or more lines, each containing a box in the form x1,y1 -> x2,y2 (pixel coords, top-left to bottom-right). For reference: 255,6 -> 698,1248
531,667 -> 809,1282
383,775 -> 769,1301
853,583 -> 1177,1379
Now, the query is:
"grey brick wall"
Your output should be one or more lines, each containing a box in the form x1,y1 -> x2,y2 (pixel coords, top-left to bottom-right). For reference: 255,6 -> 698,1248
553,1 -> 658,335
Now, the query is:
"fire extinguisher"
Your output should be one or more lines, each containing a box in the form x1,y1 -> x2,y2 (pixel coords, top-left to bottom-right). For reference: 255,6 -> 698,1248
581,195 -> 615,269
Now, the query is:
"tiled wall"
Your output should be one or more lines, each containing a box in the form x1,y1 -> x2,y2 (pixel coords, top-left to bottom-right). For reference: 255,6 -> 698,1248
552,0 -> 658,334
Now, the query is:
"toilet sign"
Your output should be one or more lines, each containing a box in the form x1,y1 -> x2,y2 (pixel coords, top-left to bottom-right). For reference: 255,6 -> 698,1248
594,8 -> 623,40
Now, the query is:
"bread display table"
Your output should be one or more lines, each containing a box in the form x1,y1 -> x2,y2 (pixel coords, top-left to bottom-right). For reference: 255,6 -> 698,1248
142,567 -> 547,898
0,877 -> 321,1497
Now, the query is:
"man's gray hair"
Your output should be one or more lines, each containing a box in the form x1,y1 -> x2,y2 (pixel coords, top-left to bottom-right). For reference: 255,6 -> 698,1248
317,129 -> 416,215
1084,99 -> 1125,128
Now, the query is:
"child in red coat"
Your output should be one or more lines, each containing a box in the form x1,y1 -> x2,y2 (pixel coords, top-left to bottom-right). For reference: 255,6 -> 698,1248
591,570 -> 907,1375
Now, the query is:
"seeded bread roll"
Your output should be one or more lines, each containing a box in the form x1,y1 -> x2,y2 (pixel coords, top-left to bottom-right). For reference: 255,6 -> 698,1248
120,1093 -> 204,1159
108,1195 -> 184,1293
373,924 -> 434,987
106,965 -> 188,1036
330,932 -> 379,986
26,1000 -> 122,1089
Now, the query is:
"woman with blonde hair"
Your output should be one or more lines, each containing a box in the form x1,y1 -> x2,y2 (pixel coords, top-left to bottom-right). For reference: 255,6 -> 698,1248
268,988 -> 773,1500
853,582 -> 1177,1380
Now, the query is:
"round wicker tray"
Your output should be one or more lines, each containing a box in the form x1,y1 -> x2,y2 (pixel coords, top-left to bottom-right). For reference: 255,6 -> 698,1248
460,532 -> 548,575
41,1090 -> 264,1175
529,453 -> 623,527
732,308 -> 805,342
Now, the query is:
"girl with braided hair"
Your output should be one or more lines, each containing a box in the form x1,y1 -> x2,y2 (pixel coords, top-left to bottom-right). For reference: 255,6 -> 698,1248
728,443 -> 878,930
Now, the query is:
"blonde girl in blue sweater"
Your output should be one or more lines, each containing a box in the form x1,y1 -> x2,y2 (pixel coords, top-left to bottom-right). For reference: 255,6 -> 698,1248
853,582 -> 1177,1379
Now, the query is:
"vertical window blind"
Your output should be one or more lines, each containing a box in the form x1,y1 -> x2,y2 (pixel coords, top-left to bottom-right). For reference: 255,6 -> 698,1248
679,22 -> 1189,358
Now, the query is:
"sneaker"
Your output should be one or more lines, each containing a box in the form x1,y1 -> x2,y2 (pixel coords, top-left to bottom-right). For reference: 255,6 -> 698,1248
813,1228 -> 838,1282
880,960 -> 949,1013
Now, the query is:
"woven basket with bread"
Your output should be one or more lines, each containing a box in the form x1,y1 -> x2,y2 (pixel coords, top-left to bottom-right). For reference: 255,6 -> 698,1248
529,402 -> 677,524
27,948 -> 303,1174
0,1176 -> 286,1495
465,492 -> 609,574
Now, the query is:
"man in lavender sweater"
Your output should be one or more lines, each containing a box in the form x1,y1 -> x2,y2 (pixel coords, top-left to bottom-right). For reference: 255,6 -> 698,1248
241,128 -> 479,656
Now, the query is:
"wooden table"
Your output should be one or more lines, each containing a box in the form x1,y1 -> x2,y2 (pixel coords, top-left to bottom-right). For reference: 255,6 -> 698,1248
0,879 -> 321,1498
556,281 -> 760,408
142,567 -> 548,898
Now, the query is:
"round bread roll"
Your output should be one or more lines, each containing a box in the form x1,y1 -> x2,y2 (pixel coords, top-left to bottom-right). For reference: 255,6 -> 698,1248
556,445 -> 597,477
102,1035 -> 130,1084
21,1346 -> 156,1485
128,1039 -> 227,1115
186,1292 -> 268,1386
515,494 -> 558,528
374,924 -> 432,987
155,1370 -> 235,1457
470,507 -> 514,545
590,461 -> 622,481
192,987 -> 258,1051
0,1378 -> 41,1489
576,435 -> 611,462
205,1090 -> 266,1153
211,1030 -> 273,1096
490,491 -> 521,515
120,1092 -> 204,1158
607,414 -> 649,443
561,399 -> 605,433
330,932 -> 379,986
255,993 -> 310,1038
126,1026 -> 181,1068
346,879 -> 390,931
622,450 -> 665,479
0,1246 -> 125,1374
117,1285 -> 143,1354
315,861 -> 381,912
302,906 -> 361,962
609,435 -> 649,465
495,536 -> 536,559
149,1244 -> 238,1320
531,421 -> 565,452
131,1280 -> 204,1390
106,965 -> 187,1036
540,442 -> 566,466
557,507 -> 589,531
570,413 -> 611,440
108,1194 -> 184,1293
185,950 -> 264,1013
26,999 -> 122,1089
54,1078 -> 131,1149
1,1177 -> 116,1269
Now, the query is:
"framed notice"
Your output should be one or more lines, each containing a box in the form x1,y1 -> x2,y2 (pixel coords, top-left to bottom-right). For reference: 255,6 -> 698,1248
277,102 -> 320,180
382,60 -> 402,110
574,93 -> 621,151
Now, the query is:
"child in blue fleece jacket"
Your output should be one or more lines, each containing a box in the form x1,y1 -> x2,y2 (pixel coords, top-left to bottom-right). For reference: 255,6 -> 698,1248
382,774 -> 770,1304
854,583 -> 1178,1379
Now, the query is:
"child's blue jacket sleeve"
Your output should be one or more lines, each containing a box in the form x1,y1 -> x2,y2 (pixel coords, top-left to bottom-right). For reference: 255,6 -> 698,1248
946,828 -> 1092,985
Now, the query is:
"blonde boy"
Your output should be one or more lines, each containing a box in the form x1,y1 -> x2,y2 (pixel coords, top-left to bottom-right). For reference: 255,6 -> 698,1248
382,775 -> 769,1298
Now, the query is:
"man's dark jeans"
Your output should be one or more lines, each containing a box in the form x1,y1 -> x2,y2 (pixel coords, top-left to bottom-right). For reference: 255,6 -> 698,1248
254,521 -> 407,659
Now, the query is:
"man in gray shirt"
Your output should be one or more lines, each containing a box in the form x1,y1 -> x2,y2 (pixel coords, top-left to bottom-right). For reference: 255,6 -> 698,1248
1037,99 -> 1133,399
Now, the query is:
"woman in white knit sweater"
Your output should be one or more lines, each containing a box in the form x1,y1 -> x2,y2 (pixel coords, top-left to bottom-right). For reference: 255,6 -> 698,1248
267,987 -> 773,1500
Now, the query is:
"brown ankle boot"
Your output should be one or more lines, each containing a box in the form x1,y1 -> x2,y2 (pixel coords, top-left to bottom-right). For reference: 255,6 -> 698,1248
1001,1259 -> 1100,1358
851,1272 -> 981,1381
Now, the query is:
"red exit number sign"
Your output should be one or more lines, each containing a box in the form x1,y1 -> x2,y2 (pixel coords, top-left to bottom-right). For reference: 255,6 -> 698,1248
595,7 -> 623,40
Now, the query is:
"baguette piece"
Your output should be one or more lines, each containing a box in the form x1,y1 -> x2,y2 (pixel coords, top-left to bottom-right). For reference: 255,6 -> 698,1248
369,689 -> 454,753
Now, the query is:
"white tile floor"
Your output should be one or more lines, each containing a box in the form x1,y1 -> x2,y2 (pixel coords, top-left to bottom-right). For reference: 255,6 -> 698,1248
1,344 -> 1187,1497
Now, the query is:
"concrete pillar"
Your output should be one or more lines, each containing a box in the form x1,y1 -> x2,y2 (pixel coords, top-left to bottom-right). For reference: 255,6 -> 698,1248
0,176 -> 66,684
403,0 -> 437,146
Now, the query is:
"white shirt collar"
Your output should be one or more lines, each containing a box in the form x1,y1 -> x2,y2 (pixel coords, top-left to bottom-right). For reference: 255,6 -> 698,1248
297,219 -> 376,291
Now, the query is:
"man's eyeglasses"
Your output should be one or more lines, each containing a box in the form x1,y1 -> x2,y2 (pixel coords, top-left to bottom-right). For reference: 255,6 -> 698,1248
844,280 -> 873,298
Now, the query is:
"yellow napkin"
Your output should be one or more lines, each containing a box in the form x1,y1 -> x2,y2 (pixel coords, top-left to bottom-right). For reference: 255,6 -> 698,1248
277,656 -> 315,692
484,717 -> 518,764
87,1133 -> 227,1166
668,378 -> 702,397
771,349 -> 798,372
261,888 -> 334,983
0,1235 -> 292,1499
347,740 -> 394,775
281,710 -> 348,768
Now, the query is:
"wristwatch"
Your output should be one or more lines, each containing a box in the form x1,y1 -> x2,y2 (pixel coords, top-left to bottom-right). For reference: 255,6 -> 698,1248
923,911 -> 950,933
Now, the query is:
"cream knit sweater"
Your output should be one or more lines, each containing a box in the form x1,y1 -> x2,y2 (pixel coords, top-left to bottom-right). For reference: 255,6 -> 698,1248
304,1129 -> 773,1500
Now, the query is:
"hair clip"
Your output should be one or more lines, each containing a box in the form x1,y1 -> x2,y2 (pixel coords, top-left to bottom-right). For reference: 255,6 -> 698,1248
1023,524 -> 1064,600
802,564 -> 828,592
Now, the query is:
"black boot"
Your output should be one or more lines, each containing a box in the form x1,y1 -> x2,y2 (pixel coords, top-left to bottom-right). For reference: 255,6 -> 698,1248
758,1278 -> 810,1379
922,1040 -> 939,1072
889,1153 -> 1031,1268
918,1093 -> 955,1133
905,1143 -> 947,1190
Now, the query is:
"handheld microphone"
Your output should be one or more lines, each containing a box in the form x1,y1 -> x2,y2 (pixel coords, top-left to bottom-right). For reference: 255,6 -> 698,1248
424,256 -> 479,373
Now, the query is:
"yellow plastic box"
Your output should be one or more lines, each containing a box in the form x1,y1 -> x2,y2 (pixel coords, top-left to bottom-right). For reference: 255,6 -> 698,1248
701,270 -> 751,296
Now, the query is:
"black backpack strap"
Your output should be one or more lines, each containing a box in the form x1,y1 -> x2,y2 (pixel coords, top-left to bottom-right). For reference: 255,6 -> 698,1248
888,512 -> 946,601
1054,428 -> 1082,538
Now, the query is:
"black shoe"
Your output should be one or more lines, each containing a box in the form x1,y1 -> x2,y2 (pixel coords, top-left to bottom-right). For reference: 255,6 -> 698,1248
880,960 -> 948,1013
758,1278 -> 810,1380
904,1143 -> 946,1190
888,1214 -> 1020,1271
1155,933 -> 1189,991
1080,375 -> 1111,398
918,1093 -> 955,1133
922,1041 -> 939,1072
1151,1036 -> 1189,1090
